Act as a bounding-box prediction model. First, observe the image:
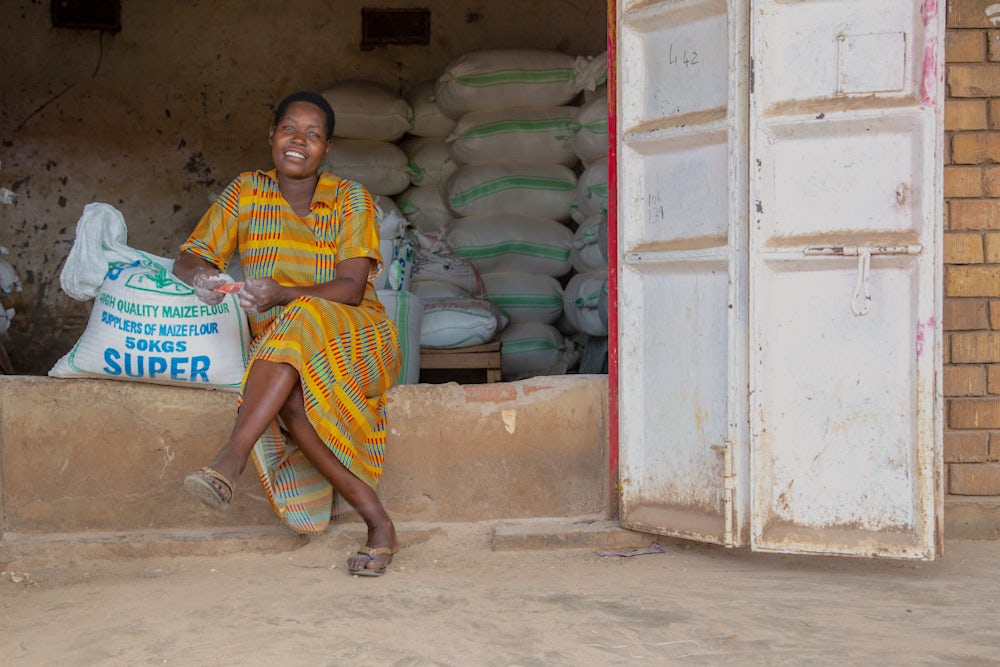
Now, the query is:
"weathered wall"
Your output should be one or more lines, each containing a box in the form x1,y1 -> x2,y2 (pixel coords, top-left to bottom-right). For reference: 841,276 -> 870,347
943,0 -> 1000,497
0,0 -> 606,374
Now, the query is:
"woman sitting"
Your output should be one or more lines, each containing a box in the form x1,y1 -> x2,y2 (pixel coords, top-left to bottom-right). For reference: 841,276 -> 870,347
174,91 -> 401,576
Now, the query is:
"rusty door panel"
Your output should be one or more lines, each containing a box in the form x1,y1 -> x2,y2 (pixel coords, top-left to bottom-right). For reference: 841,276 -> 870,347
617,0 -> 750,546
748,0 -> 943,559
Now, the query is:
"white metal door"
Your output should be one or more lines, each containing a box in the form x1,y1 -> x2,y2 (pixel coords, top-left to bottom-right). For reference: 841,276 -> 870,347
749,1 -> 944,558
617,0 -> 750,546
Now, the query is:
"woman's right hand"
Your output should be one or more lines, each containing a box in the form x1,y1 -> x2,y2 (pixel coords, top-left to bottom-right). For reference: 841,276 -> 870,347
191,272 -> 232,306
237,276 -> 287,313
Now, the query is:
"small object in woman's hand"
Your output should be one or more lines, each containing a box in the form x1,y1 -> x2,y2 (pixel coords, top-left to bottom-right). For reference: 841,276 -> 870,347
214,282 -> 244,294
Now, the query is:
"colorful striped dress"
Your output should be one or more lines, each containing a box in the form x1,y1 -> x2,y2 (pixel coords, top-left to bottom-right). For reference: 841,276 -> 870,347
180,169 -> 400,534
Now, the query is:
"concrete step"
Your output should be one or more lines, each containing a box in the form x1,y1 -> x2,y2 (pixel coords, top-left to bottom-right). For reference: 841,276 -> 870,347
944,495 -> 1000,540
2,517 -> 640,568
3,376 -> 999,543
0,525 -> 308,566
0,375 -> 610,535
492,516 -> 654,551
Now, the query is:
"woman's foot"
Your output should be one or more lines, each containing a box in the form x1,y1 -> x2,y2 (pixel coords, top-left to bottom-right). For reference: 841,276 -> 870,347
183,466 -> 235,511
347,521 -> 398,576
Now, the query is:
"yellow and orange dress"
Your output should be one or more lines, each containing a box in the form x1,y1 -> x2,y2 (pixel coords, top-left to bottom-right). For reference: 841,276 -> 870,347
180,169 -> 400,534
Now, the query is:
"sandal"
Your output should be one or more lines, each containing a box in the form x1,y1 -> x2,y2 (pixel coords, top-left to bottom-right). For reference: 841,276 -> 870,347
348,545 -> 397,577
183,466 -> 235,512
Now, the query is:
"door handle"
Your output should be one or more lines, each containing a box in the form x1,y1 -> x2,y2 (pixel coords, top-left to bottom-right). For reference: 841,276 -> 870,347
802,245 -> 922,317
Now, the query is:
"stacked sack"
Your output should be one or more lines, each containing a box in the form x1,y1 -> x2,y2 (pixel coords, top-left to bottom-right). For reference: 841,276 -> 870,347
321,81 -> 413,196
562,89 -> 610,374
395,79 -> 508,353
394,80 -> 459,241
320,49 -> 610,382
372,196 -> 422,386
49,203 -> 252,391
433,48 -> 606,380
319,82 -> 423,384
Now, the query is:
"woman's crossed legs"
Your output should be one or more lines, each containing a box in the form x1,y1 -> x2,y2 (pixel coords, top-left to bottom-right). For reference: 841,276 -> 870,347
187,359 -> 397,574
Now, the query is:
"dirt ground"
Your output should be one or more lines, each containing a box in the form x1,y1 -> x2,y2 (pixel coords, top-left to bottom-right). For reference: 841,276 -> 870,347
1,520 -> 999,666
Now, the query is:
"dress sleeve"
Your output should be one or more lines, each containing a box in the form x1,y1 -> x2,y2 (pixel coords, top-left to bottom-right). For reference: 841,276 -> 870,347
335,180 -> 383,278
178,176 -> 241,271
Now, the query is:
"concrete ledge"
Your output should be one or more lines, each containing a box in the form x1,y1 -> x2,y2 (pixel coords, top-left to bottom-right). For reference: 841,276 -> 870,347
5,376 -> 999,542
0,526 -> 309,566
0,375 -> 609,535
944,495 -> 1000,541
492,516 -> 655,551
0,521 -> 455,568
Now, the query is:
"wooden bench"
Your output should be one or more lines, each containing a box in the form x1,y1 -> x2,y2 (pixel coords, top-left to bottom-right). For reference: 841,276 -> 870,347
419,341 -> 502,384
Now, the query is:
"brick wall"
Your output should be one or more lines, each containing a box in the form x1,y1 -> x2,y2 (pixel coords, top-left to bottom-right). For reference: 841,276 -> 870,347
945,0 -> 1000,495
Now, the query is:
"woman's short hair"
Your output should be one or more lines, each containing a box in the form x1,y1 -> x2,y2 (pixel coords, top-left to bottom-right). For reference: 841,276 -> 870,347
273,91 -> 336,140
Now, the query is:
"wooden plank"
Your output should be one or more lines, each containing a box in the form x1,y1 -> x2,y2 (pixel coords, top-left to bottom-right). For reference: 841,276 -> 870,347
419,341 -> 503,382
420,350 -> 502,370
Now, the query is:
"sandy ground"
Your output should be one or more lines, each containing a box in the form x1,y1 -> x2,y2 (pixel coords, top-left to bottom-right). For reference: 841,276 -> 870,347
1,521 -> 999,666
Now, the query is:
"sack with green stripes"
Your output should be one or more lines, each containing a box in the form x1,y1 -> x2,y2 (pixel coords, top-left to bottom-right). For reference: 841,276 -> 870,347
400,136 -> 458,187
448,214 -> 573,277
570,157 -> 609,224
499,322 -> 580,381
572,92 -> 608,165
562,270 -> 609,337
435,49 -> 607,119
420,297 -> 508,349
444,163 -> 577,220
322,139 -> 410,196
378,289 -> 423,384
407,80 -> 458,138
447,107 -> 579,166
482,271 -> 564,325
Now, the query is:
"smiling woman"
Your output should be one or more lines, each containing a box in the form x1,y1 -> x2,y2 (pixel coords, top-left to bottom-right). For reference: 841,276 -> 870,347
170,91 -> 403,577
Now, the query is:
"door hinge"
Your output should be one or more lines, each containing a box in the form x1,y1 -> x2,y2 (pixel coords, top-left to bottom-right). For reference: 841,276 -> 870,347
714,441 -> 736,547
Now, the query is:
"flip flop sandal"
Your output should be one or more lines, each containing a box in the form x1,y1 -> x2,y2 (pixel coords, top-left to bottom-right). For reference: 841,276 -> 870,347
183,466 -> 235,512
348,545 -> 396,577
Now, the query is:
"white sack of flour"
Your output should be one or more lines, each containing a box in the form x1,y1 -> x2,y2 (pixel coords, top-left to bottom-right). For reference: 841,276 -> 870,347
420,297 -> 507,349
323,139 -> 411,196
377,289 -> 423,385
407,80 -> 458,138
443,163 -> 577,220
321,81 -> 413,141
446,107 -> 579,166
435,49 -> 606,119
50,203 -> 251,390
49,258 -> 251,390
572,93 -> 608,165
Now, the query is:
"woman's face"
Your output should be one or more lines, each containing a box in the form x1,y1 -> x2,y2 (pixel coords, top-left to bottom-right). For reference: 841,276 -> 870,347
268,101 -> 332,179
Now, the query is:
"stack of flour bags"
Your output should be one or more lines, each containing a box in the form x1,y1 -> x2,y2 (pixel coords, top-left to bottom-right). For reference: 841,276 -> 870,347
432,48 -> 608,380
565,85 -> 610,375
319,81 -> 422,384
320,47 -> 609,381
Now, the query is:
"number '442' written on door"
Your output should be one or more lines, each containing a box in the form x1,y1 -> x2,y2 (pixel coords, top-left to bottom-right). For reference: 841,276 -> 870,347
668,44 -> 699,67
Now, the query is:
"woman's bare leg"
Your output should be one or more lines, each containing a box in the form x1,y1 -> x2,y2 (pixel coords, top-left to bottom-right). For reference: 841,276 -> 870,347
279,384 -> 397,573
203,359 -> 300,485
196,358 -> 395,571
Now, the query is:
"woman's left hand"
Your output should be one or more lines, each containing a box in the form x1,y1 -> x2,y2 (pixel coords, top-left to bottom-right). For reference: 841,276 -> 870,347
238,277 -> 288,313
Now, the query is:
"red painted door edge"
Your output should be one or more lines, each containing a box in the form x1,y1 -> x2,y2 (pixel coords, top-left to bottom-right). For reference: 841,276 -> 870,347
606,0 -> 620,519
